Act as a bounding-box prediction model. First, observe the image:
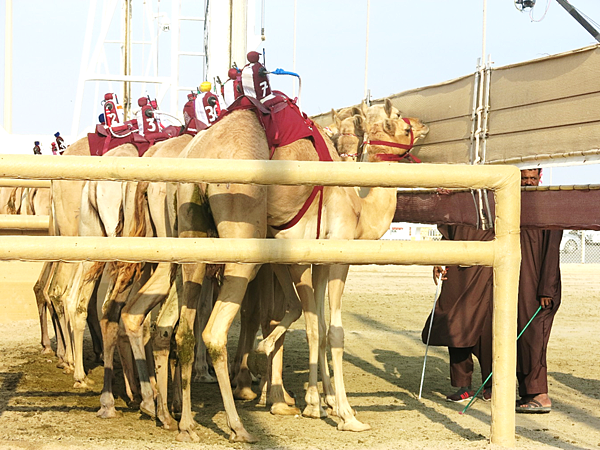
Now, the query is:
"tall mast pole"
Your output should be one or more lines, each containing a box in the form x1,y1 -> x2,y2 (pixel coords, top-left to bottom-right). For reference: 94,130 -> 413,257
363,0 -> 370,101
4,0 -> 13,132
555,0 -> 600,43
123,0 -> 132,119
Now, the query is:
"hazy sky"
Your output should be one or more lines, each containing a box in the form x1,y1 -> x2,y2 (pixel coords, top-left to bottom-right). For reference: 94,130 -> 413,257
1,0 -> 600,183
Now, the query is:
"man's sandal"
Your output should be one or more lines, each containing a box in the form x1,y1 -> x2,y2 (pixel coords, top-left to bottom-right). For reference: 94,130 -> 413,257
515,398 -> 552,414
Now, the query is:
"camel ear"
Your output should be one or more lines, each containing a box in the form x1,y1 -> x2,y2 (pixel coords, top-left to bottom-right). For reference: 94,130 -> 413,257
360,101 -> 369,117
383,118 -> 396,135
351,105 -> 364,117
353,114 -> 365,134
384,99 -> 394,118
332,109 -> 342,129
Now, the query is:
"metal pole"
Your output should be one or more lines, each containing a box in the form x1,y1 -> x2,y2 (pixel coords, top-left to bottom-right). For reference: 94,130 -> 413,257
364,0 -> 370,100
4,0 -> 12,133
555,0 -> 600,43
292,0 -> 297,98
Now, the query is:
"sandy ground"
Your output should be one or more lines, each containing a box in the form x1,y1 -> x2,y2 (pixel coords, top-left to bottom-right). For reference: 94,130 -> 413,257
0,264 -> 598,450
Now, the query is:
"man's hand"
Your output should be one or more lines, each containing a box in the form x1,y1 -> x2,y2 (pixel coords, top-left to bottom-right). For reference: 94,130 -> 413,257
540,296 -> 552,308
433,266 -> 447,285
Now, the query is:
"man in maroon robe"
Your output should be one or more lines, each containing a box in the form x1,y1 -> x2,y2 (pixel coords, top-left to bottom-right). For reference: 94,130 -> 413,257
422,221 -> 494,402
516,169 -> 562,413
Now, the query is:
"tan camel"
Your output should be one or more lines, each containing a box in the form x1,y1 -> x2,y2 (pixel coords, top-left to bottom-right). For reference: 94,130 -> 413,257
33,137 -> 103,371
173,108 -> 428,442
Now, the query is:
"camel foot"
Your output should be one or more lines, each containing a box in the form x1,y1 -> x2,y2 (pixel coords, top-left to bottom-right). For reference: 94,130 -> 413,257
302,404 -> 327,419
193,373 -> 217,384
176,429 -> 200,443
161,417 -> 179,432
233,386 -> 257,401
256,338 -> 275,357
97,406 -> 121,419
229,428 -> 258,443
139,400 -> 156,418
56,359 -> 67,369
73,377 -> 95,389
41,347 -> 54,355
337,417 -> 371,432
271,402 -> 301,416
284,390 -> 296,406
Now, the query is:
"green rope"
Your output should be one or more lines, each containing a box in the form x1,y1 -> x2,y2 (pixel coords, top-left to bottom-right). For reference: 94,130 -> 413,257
459,305 -> 543,415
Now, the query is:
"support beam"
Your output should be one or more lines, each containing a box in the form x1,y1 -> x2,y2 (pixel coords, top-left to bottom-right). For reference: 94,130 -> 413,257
0,236 -> 495,266
0,155 -> 518,191
0,215 -> 49,231
0,179 -> 50,188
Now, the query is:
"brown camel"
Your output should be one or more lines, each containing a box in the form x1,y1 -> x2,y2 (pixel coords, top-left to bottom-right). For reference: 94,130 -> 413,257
173,107 -> 428,442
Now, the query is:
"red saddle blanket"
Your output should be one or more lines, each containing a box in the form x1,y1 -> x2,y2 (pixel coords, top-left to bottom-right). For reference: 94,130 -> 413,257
222,94 -> 332,162
87,122 -> 181,157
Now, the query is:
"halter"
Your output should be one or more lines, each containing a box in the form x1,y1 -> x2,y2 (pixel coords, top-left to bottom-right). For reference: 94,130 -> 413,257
337,133 -> 364,160
364,117 -> 421,163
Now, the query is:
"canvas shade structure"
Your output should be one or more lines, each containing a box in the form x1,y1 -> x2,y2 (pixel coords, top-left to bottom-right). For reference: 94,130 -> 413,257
312,44 -> 600,167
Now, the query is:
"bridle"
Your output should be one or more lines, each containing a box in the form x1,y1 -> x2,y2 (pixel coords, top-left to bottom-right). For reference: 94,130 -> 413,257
364,117 -> 421,163
337,132 -> 364,160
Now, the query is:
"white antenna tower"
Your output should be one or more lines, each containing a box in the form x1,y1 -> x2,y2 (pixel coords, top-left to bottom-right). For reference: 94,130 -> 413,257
71,0 -> 207,136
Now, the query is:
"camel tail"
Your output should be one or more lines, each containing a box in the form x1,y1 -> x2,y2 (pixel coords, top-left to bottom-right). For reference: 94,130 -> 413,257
104,182 -> 149,291
7,188 -> 19,214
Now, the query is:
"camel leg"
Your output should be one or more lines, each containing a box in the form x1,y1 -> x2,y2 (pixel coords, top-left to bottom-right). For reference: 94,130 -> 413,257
33,261 -> 55,354
98,272 -> 141,418
288,264 -> 326,420
153,269 -> 182,431
175,263 -> 205,442
47,261 -> 78,371
87,277 -> 104,363
312,265 -> 336,411
232,270 -> 263,401
170,340 -> 182,418
193,276 -> 217,384
121,262 -> 175,417
256,264 -> 302,357
327,264 -> 370,432
271,275 -> 297,406
202,267 -> 259,443
269,334 -> 300,415
68,261 -> 104,388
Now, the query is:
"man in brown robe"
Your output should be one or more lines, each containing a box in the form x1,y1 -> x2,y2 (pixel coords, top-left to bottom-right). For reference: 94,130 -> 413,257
421,223 -> 494,402
516,169 -> 562,413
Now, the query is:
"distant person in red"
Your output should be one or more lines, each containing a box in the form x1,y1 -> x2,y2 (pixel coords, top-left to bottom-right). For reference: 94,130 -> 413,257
33,141 -> 42,155
516,168 -> 562,414
51,142 -> 58,155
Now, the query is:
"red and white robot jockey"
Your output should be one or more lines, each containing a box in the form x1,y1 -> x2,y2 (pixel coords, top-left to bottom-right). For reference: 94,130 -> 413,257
241,51 -> 278,106
195,81 -> 222,126
221,68 -> 243,109
101,93 -> 125,128
136,96 -> 162,137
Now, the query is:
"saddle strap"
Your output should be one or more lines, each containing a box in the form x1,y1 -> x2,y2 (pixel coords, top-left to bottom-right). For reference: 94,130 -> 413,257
271,185 -> 324,239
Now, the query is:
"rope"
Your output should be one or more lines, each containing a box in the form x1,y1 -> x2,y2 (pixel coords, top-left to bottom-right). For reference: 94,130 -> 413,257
459,305 -> 543,414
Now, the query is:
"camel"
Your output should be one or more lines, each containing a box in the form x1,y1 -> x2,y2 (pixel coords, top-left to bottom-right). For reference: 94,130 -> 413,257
173,106 -> 428,442
33,137 -> 103,371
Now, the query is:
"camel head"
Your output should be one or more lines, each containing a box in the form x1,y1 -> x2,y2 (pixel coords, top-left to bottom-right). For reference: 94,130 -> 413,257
364,116 -> 429,162
334,114 -> 366,162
